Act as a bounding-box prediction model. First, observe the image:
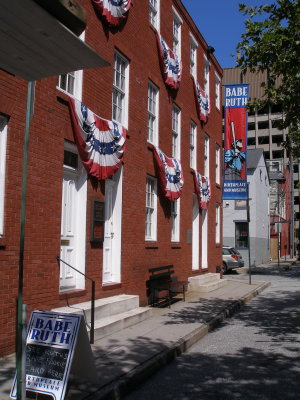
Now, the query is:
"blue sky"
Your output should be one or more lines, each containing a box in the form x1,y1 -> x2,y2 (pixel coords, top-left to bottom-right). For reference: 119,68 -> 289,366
181,0 -> 267,69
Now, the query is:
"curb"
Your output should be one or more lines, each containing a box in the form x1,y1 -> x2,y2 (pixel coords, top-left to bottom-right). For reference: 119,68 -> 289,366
83,281 -> 270,400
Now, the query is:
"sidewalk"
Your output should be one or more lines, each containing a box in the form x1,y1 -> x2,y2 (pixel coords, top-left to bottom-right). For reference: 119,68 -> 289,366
1,271 -> 277,400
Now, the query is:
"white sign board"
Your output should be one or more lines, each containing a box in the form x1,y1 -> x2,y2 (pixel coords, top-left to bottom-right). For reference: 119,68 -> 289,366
10,311 -> 89,400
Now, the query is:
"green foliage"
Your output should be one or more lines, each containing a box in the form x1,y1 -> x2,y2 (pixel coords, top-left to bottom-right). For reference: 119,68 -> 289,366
236,0 -> 300,157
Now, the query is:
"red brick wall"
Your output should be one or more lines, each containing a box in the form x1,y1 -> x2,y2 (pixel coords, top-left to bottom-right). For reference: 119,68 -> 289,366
0,0 -> 223,356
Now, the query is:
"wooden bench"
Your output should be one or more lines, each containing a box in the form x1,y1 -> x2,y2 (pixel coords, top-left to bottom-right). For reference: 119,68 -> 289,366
146,265 -> 188,308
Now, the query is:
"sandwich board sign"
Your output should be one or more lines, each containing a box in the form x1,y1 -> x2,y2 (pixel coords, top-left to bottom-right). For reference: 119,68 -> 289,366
10,310 -> 98,400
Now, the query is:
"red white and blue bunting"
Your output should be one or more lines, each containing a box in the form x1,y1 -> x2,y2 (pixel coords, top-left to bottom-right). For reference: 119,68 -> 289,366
156,33 -> 182,90
91,0 -> 131,27
193,170 -> 210,209
68,97 -> 126,180
153,147 -> 184,200
193,77 -> 210,123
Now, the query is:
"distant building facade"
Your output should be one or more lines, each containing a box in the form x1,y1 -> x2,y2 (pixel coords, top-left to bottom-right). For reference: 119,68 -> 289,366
223,149 -> 270,267
223,67 -> 297,256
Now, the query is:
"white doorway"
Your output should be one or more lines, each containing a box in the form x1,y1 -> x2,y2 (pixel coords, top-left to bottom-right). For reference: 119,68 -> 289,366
202,209 -> 208,269
102,167 -> 123,284
192,194 -> 200,270
60,143 -> 87,291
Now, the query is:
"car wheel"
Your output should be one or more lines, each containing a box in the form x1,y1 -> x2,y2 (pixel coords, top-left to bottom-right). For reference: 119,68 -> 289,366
222,262 -> 228,274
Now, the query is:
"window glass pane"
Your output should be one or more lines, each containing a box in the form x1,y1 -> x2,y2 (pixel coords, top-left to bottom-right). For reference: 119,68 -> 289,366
235,222 -> 248,248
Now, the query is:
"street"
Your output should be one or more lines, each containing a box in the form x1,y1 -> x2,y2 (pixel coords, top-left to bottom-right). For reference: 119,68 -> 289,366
124,263 -> 300,400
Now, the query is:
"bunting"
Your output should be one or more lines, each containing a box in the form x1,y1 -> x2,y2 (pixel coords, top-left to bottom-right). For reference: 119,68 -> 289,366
193,77 -> 210,123
68,97 -> 126,180
193,170 -> 211,209
91,0 -> 131,27
156,33 -> 182,90
153,147 -> 184,200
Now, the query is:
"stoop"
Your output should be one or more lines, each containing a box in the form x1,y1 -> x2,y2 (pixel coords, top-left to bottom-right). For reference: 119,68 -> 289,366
188,273 -> 228,293
52,294 -> 152,341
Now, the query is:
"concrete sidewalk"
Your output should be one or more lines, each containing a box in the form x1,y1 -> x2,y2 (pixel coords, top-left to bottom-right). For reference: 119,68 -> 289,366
1,273 -> 275,400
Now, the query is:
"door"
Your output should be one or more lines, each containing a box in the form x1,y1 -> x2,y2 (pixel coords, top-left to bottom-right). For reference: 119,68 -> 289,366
102,167 -> 123,283
60,147 -> 87,291
202,209 -> 208,269
192,194 -> 200,270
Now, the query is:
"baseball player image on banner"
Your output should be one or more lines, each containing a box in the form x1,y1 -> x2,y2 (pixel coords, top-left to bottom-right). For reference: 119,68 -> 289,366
223,84 -> 249,200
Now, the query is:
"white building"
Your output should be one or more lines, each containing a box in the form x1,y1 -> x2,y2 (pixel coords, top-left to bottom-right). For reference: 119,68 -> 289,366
223,149 -> 270,267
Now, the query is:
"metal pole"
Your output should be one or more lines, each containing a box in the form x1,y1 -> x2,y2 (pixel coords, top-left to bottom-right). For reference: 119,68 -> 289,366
247,184 -> 251,285
90,280 -> 95,344
289,153 -> 294,259
277,182 -> 280,268
16,81 -> 35,400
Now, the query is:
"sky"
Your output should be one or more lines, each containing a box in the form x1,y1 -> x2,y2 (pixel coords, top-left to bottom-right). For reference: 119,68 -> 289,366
181,0 -> 267,69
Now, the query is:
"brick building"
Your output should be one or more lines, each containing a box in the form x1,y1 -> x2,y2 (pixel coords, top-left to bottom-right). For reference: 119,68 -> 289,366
0,0 -> 223,356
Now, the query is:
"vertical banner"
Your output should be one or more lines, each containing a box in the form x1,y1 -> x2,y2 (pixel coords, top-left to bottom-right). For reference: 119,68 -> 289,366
222,84 -> 249,200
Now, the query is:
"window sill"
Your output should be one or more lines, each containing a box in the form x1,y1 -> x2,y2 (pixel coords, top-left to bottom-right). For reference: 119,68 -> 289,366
102,283 -> 122,290
0,238 -> 6,250
59,289 -> 87,300
145,242 -> 158,249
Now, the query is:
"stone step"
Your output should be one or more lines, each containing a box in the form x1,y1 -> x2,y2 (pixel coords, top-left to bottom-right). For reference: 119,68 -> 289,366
91,307 -> 153,341
52,294 -> 152,341
52,294 -> 140,321
188,273 -> 227,293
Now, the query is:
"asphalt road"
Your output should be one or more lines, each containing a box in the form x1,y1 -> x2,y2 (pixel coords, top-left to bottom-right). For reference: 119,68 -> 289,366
124,263 -> 300,400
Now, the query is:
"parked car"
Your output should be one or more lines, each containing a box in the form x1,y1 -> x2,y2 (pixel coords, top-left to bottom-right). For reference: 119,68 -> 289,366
222,246 -> 244,273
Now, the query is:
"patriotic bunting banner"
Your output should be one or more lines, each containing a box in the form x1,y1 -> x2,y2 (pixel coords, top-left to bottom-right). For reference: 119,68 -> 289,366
91,0 -> 131,27
68,97 -> 126,180
153,147 -> 184,201
156,33 -> 182,90
193,77 -> 210,123
193,170 -> 211,209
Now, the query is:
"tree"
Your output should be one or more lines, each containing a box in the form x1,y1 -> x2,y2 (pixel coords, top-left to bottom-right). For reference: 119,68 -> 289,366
236,0 -> 300,157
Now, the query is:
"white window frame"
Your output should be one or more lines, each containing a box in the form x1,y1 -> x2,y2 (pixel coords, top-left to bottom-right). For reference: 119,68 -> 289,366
112,50 -> 129,128
215,73 -> 221,110
216,203 -> 220,244
149,0 -> 160,30
171,199 -> 180,242
216,144 -> 220,184
57,32 -> 84,100
147,81 -> 159,146
190,34 -> 198,78
145,176 -> 157,241
172,104 -> 181,159
204,134 -> 210,177
0,117 -> 7,237
190,121 -> 197,169
172,7 -> 182,60
204,55 -> 210,100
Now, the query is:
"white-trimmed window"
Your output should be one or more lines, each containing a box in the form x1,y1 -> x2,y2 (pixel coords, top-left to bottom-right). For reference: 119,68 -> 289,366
215,203 -> 220,243
215,73 -> 221,109
149,0 -> 160,29
173,8 -> 182,59
204,134 -> 210,177
216,144 -> 220,184
172,104 -> 181,159
190,35 -> 198,77
57,32 -> 84,100
0,117 -> 7,237
112,51 -> 129,127
190,121 -> 197,169
171,199 -> 180,242
147,81 -> 159,145
145,176 -> 157,241
204,56 -> 210,100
